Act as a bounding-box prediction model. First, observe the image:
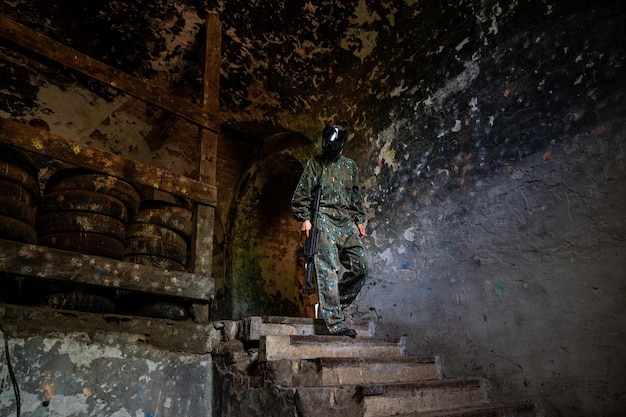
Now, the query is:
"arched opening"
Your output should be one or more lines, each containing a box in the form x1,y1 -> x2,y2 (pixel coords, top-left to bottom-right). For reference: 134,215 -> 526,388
219,126 -> 314,319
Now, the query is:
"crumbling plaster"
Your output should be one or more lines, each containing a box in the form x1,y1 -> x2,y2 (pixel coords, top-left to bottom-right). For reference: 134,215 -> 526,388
0,329 -> 213,417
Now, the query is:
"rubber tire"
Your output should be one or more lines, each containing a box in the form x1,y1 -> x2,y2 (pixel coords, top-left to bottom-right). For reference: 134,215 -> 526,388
37,211 -> 126,240
0,195 -> 37,226
124,237 -> 188,266
41,291 -> 116,314
0,159 -> 40,200
0,179 -> 35,207
132,200 -> 193,240
45,168 -> 140,217
0,215 -> 37,244
38,232 -> 125,259
126,222 -> 188,250
40,190 -> 128,223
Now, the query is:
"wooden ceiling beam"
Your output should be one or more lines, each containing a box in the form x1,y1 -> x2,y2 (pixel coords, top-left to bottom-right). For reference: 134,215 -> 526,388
0,15 -> 220,133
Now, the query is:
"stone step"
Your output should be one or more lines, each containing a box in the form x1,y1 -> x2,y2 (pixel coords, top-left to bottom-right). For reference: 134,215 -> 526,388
241,315 -> 372,341
395,401 -> 537,417
259,334 -> 406,362
362,378 -> 487,417
241,316 -> 315,341
293,385 -> 364,417
267,356 -> 441,387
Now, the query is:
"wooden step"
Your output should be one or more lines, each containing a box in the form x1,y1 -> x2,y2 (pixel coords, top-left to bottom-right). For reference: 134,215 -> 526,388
362,378 -> 487,417
260,334 -> 405,362
241,315 -> 372,341
396,401 -> 537,417
268,356 -> 441,387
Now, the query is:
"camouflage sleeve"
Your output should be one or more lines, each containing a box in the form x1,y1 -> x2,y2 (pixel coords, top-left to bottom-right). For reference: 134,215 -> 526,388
291,158 -> 317,222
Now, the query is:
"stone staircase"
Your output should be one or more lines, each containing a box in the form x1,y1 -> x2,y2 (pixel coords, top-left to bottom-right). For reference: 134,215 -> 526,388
212,316 -> 538,417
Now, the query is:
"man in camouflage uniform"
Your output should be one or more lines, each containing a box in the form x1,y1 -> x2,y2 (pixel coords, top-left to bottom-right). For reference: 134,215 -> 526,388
291,121 -> 367,338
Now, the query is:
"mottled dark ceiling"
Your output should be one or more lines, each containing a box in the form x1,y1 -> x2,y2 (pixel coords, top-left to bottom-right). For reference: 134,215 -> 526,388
0,0 -> 500,130
1,0 -> 391,121
0,1 -> 623,186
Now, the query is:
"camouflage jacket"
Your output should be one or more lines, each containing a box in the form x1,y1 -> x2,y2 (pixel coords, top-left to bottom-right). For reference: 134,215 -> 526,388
291,154 -> 366,225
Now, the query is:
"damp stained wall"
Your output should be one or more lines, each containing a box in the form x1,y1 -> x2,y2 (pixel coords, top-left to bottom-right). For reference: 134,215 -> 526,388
0,0 -> 625,416
341,3 -> 626,416
0,328 -> 212,417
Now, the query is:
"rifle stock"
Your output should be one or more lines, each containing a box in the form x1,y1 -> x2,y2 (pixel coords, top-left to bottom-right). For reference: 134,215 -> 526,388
303,185 -> 322,296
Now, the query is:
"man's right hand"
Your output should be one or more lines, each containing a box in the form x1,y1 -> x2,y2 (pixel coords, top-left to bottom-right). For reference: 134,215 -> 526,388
300,220 -> 312,238
357,224 -> 366,239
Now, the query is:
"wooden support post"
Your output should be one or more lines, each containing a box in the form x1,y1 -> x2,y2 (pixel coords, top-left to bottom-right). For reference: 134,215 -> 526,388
191,14 -> 222,322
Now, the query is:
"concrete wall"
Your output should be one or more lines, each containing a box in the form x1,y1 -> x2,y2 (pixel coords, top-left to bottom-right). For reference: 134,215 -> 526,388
0,327 -> 212,417
341,1 -> 626,415
358,132 -> 625,415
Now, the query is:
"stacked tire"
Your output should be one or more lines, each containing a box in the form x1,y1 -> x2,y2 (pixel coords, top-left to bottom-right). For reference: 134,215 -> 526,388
37,168 -> 140,259
33,168 -> 140,314
25,279 -> 118,314
120,199 -> 193,320
117,292 -> 192,321
124,200 -> 193,271
0,144 -> 40,306
0,144 -> 40,244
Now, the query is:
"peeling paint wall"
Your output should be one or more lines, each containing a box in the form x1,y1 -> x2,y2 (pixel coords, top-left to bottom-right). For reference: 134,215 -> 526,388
0,330 -> 212,417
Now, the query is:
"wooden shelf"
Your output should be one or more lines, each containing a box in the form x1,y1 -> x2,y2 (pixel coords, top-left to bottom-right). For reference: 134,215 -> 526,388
0,14 -> 223,321
0,118 -> 215,304
0,304 -> 216,354
0,239 -> 213,302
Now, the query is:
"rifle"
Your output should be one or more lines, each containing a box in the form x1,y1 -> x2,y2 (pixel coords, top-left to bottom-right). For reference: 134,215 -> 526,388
302,185 -> 322,296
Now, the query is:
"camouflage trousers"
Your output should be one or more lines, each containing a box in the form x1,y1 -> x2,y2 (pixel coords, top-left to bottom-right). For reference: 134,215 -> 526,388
314,215 -> 367,333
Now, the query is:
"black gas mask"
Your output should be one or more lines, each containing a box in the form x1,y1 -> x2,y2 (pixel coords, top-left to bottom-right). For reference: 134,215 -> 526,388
321,124 -> 348,159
